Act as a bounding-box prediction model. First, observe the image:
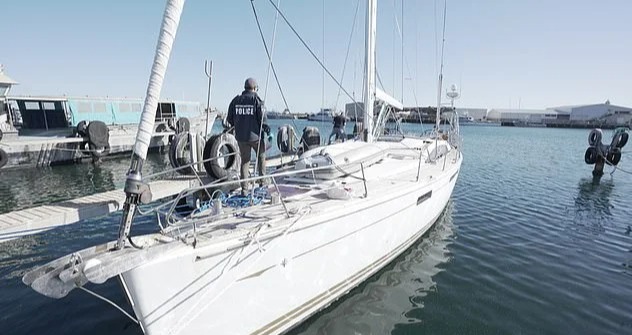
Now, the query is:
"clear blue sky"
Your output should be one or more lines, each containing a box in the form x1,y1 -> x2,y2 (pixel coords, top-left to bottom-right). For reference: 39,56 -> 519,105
3,0 -> 631,112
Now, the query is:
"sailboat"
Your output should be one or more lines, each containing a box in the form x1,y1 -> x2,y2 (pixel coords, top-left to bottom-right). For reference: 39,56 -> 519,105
22,1 -> 462,334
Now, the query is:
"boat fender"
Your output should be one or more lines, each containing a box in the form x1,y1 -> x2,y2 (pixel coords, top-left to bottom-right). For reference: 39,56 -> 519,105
300,126 -> 321,153
86,121 -> 110,160
203,133 -> 241,179
584,147 -> 598,165
605,148 -> 622,166
0,148 -> 8,169
169,132 -> 205,175
277,125 -> 296,153
611,132 -> 628,149
588,128 -> 602,146
169,133 -> 183,169
176,117 -> 190,134
76,120 -> 89,137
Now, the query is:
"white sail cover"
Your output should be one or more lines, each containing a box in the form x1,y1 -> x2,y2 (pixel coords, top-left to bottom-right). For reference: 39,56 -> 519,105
134,0 -> 185,159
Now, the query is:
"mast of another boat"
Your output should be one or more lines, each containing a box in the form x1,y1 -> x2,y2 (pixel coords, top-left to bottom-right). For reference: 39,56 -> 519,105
116,0 -> 186,249
363,0 -> 377,143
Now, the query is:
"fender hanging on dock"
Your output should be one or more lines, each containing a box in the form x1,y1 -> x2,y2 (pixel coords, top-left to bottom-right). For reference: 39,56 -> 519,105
202,133 -> 241,180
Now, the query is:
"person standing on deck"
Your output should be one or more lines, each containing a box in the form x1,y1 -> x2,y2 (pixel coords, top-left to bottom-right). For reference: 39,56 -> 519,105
225,77 -> 270,193
328,112 -> 347,144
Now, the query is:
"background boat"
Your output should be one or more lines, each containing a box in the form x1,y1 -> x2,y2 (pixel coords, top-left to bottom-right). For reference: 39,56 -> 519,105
307,108 -> 335,122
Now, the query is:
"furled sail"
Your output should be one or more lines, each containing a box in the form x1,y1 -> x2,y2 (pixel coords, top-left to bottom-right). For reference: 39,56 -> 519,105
133,0 -> 185,160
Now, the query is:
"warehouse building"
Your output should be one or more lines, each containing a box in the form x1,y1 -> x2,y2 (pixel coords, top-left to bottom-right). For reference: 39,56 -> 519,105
547,101 -> 632,126
486,108 -> 559,123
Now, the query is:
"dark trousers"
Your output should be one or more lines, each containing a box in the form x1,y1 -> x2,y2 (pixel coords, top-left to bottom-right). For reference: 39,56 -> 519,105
238,140 -> 266,189
328,127 -> 346,144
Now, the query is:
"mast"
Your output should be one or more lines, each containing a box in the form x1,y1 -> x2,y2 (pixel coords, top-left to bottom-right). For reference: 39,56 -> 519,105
435,0 -> 447,132
364,0 -> 377,142
116,0 -> 185,249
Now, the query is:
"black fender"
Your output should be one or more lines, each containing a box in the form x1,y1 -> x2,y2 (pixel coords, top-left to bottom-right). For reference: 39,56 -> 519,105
203,133 -> 241,179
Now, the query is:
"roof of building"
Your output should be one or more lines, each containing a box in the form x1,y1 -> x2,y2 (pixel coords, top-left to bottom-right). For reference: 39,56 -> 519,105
549,103 -> 632,113
487,108 -> 553,115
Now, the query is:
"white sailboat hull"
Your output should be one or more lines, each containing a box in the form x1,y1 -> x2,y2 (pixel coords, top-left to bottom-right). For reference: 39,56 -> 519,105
121,147 -> 461,335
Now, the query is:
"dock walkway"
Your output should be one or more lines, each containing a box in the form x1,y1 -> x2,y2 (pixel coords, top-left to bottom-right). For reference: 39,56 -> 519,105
0,177 -> 199,242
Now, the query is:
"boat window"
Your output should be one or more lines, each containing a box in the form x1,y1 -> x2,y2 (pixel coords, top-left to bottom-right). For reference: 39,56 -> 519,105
93,102 -> 107,113
16,99 -> 68,129
78,102 -> 92,113
24,102 -> 40,110
42,102 -> 56,110
155,102 -> 176,121
119,103 -> 132,113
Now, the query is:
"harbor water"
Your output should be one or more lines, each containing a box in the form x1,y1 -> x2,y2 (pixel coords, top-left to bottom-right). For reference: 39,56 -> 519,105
1,121 -> 632,334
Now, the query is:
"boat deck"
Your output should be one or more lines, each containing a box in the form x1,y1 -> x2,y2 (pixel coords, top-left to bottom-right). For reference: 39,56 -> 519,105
165,143 -> 460,247
0,176 -> 201,242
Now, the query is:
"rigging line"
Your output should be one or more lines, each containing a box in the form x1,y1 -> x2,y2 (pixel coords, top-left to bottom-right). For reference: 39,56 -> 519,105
433,0 -> 439,78
250,0 -> 290,113
333,0 -> 362,114
392,0 -> 396,96
78,286 -> 139,325
265,0 -> 361,110
321,0 -> 326,136
401,0 -> 404,105
376,70 -> 386,92
250,0 -> 300,191
322,0 -> 325,110
262,0 -> 282,102
392,2 -> 419,107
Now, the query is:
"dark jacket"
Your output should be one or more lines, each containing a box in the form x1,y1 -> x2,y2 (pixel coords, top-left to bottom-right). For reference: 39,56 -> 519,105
226,90 -> 267,142
333,115 -> 346,128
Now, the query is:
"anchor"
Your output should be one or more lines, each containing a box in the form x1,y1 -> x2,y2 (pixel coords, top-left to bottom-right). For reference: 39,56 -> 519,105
584,127 -> 628,177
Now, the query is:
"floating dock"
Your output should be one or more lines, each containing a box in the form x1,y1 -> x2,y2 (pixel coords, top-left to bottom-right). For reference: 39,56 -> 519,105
0,176 -> 200,242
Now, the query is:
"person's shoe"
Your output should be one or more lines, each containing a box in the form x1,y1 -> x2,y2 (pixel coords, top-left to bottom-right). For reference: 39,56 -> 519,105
258,177 -> 271,188
240,183 -> 251,196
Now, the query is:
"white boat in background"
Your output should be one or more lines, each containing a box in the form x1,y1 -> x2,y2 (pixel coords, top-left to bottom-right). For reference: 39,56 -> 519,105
459,113 -> 474,124
23,1 -> 462,335
307,108 -> 335,122
266,108 -> 296,120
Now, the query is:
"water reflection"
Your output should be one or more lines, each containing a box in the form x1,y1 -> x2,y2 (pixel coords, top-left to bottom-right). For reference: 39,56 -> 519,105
0,153 -> 174,214
573,177 -> 615,234
290,201 -> 456,335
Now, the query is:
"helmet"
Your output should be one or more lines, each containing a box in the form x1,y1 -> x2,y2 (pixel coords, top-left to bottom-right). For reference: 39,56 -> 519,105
244,77 -> 258,90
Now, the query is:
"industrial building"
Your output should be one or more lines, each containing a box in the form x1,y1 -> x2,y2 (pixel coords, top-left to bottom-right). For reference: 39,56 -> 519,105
547,101 -> 632,127
486,108 -> 558,124
486,101 -> 632,128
